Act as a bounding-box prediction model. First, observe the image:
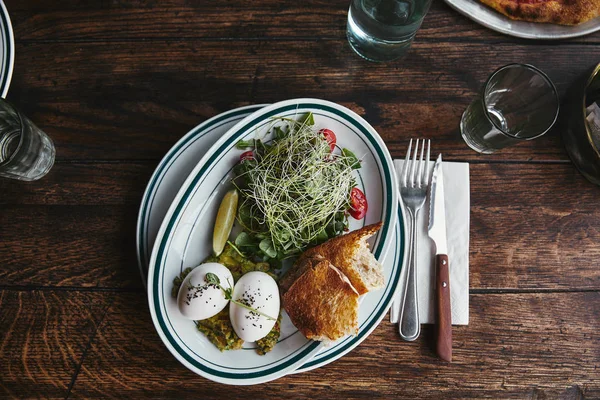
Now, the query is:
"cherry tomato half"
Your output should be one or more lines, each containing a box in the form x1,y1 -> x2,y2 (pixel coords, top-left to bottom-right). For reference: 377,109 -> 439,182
319,129 -> 337,152
239,151 -> 254,162
349,187 -> 368,220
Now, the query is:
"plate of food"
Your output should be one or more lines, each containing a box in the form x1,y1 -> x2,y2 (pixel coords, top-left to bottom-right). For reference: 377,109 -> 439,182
147,98 -> 400,384
0,0 -> 14,97
444,0 -> 600,39
138,103 -> 407,376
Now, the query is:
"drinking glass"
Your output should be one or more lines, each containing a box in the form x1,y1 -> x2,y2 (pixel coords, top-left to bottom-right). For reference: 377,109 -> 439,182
347,0 -> 433,62
0,98 -> 55,181
460,63 -> 560,154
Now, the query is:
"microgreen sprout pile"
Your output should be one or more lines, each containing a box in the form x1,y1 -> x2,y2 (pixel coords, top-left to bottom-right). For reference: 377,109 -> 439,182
233,113 -> 361,262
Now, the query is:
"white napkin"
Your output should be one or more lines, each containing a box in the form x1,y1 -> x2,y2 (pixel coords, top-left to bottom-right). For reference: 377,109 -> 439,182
389,160 -> 470,325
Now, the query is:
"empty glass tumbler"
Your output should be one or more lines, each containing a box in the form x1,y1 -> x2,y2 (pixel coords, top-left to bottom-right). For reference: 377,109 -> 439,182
347,0 -> 433,62
460,64 -> 560,154
0,98 -> 55,181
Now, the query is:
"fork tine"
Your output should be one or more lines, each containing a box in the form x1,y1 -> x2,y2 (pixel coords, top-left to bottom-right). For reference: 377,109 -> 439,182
424,139 -> 431,185
402,139 -> 413,186
417,140 -> 425,188
409,139 -> 419,187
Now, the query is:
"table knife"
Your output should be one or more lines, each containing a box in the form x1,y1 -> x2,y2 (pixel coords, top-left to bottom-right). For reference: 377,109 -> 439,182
428,154 -> 452,362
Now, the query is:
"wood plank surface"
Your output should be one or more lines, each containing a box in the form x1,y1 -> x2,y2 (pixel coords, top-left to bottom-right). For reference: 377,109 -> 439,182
2,163 -> 599,291
0,205 -> 142,289
2,290 -> 595,399
0,163 -> 152,206
2,0 -> 599,397
0,290 -> 112,399
5,0 -> 600,44
5,39 -> 595,161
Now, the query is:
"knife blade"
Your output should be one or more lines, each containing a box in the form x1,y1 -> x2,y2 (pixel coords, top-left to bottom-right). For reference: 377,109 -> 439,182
428,154 -> 452,362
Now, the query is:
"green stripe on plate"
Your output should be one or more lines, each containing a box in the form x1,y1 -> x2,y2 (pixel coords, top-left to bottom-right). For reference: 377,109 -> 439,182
138,106 -> 263,271
152,101 -> 395,380
0,1 -> 12,97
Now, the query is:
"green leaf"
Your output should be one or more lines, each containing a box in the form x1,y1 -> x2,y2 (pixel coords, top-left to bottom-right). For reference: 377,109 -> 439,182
334,220 -> 346,232
232,163 -> 246,176
274,126 -> 287,139
342,148 -> 361,169
259,238 -> 278,259
237,203 -> 255,228
235,232 -> 254,248
236,139 -> 255,149
299,112 -> 314,126
204,272 -> 220,285
315,229 -> 328,243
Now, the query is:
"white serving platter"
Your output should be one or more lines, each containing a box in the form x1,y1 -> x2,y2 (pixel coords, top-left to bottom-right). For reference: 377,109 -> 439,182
146,99 -> 402,384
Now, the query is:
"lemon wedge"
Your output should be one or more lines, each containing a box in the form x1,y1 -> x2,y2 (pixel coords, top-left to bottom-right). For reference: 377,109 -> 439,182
213,189 -> 239,256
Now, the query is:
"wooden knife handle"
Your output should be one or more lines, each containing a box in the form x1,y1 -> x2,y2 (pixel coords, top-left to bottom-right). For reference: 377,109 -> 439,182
436,254 -> 452,362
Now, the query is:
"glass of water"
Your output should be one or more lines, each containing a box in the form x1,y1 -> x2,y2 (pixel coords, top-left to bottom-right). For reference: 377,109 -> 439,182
0,98 -> 55,181
347,0 -> 433,62
460,64 -> 560,154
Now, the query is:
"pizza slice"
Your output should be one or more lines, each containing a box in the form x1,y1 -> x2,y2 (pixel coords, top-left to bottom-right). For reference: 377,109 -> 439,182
479,0 -> 600,25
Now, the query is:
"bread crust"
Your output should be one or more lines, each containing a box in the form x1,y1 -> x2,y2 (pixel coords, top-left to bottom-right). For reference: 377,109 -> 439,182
293,222 -> 383,295
282,259 -> 359,342
479,0 -> 600,25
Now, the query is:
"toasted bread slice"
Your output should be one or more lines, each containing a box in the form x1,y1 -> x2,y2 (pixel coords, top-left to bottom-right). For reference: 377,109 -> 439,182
295,222 -> 384,295
280,255 -> 333,295
282,258 -> 359,342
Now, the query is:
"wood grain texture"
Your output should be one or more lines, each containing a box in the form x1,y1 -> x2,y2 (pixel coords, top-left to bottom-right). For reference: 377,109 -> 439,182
2,163 -> 598,290
0,163 -> 153,206
435,254 -> 452,362
469,163 -> 600,290
42,291 -> 597,399
0,206 -> 142,288
2,0 -> 600,397
0,290 -> 113,399
4,39 -> 596,161
5,0 -> 600,44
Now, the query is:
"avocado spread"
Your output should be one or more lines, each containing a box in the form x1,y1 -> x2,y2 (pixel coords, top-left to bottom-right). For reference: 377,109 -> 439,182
171,243 -> 281,354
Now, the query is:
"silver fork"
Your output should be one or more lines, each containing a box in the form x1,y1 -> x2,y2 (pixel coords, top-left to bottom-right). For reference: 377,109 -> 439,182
398,138 -> 430,341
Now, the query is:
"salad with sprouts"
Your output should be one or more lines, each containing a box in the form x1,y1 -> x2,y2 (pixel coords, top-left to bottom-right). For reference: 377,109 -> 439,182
231,113 -> 367,265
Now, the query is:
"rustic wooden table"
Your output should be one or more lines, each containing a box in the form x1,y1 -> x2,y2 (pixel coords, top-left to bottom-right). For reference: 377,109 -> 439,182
1,1 -> 599,398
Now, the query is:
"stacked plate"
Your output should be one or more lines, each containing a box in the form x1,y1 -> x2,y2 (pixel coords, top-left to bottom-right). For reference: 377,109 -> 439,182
138,99 -> 407,385
0,0 -> 14,98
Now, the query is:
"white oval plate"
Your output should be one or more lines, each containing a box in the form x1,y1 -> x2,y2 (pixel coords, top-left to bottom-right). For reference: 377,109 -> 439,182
147,98 -> 399,385
137,105 -> 407,375
0,0 -> 14,97
445,0 -> 600,39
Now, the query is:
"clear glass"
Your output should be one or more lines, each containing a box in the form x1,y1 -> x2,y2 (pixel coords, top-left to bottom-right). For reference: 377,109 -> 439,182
346,0 -> 433,62
0,98 -> 55,181
460,63 -> 560,154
